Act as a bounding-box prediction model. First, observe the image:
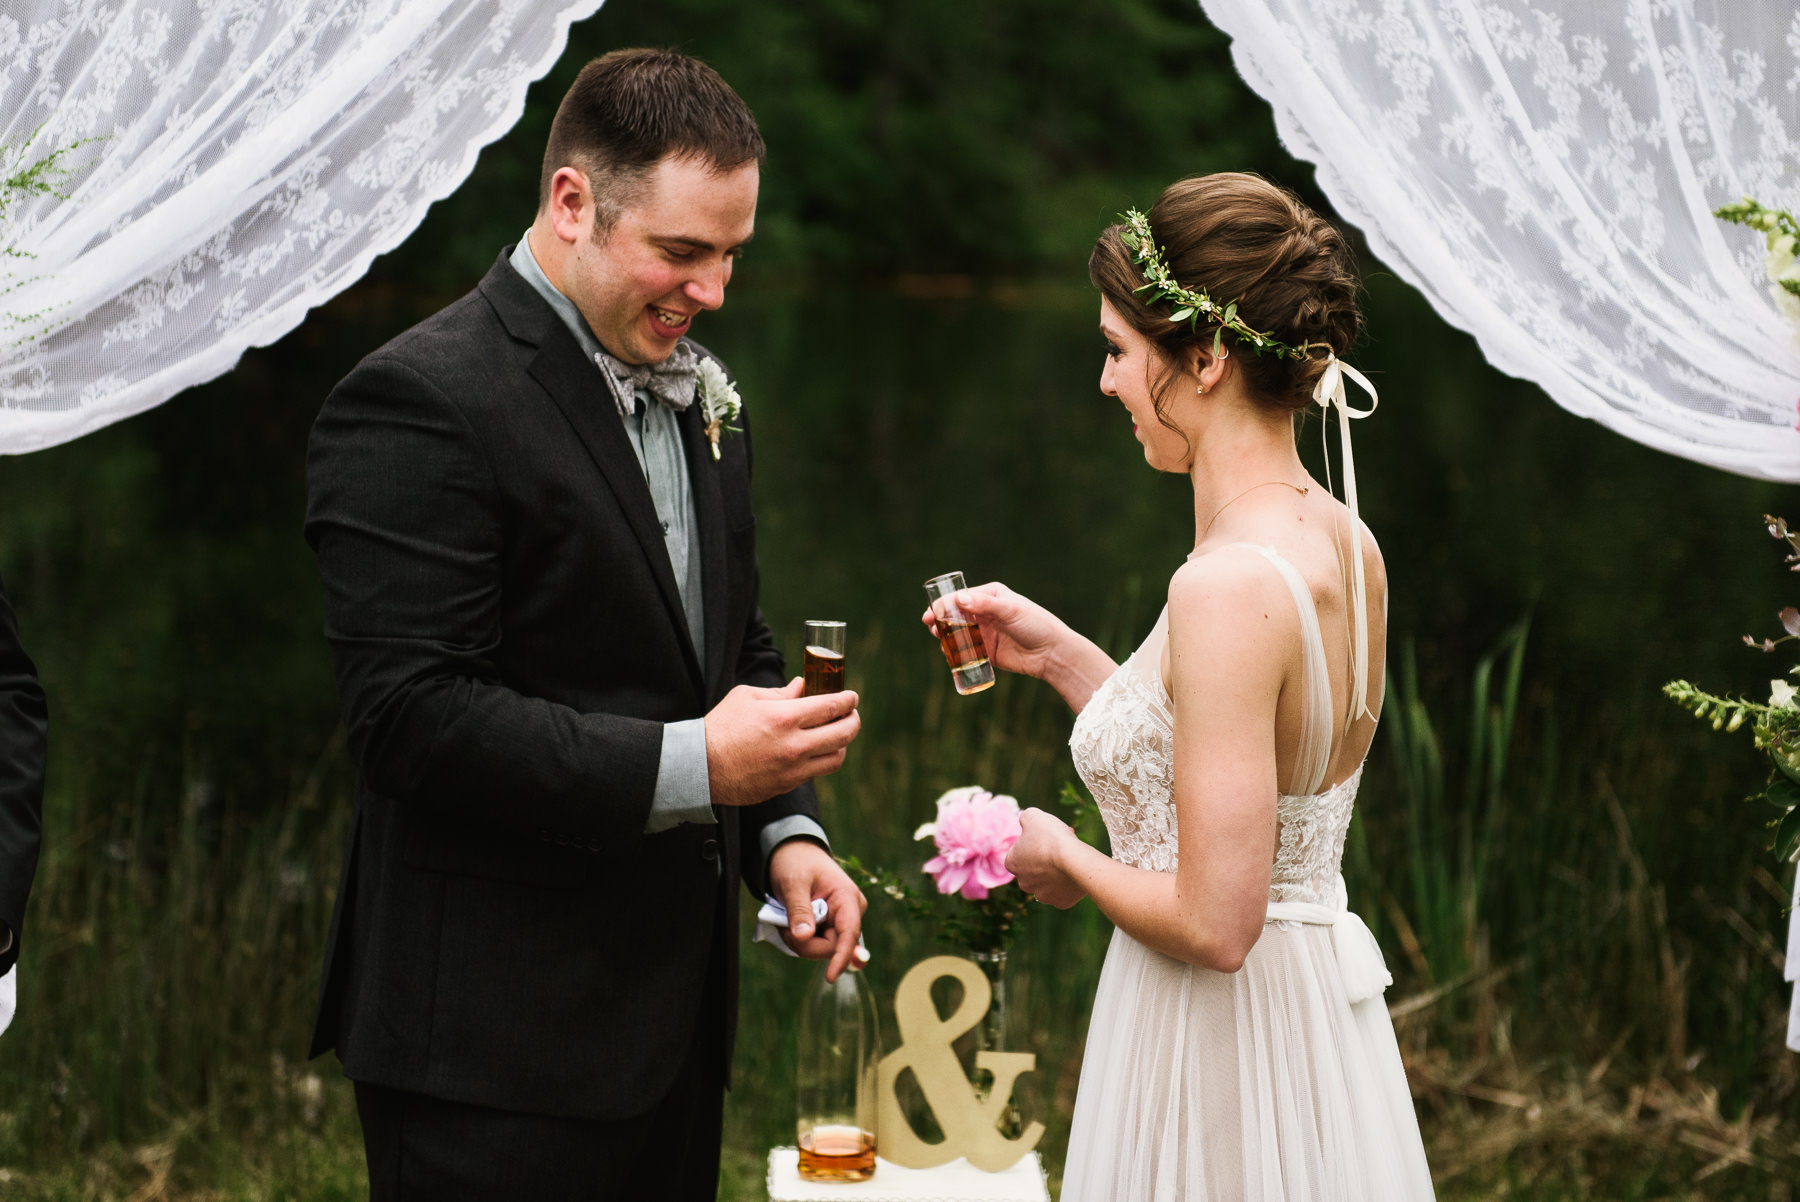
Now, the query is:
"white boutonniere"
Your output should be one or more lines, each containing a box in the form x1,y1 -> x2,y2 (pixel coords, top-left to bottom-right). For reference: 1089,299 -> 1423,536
695,358 -> 743,461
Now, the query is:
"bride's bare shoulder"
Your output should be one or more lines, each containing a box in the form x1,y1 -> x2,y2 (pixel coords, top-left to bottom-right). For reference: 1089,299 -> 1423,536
1166,544 -> 1298,636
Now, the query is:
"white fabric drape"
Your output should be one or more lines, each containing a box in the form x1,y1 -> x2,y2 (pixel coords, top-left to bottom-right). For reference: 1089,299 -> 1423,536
1788,861 -> 1799,1054
1196,0 -> 1800,484
0,0 -> 605,453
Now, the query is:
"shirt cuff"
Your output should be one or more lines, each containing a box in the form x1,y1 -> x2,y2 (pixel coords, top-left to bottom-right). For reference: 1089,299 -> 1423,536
642,718 -> 718,834
760,815 -> 831,874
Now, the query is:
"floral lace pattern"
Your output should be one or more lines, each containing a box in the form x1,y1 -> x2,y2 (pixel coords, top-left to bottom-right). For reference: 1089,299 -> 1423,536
1271,768 -> 1361,907
1199,0 -> 1800,481
1070,636 -> 1180,875
1071,609 -> 1363,907
0,0 -> 604,452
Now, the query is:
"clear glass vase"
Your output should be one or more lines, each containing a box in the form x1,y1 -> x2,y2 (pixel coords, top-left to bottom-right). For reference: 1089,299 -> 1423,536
796,964 -> 881,1182
960,948 -> 1032,1142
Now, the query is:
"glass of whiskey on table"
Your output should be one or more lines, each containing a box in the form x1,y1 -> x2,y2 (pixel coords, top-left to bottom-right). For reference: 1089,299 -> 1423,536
923,571 -> 995,695
802,620 -> 846,697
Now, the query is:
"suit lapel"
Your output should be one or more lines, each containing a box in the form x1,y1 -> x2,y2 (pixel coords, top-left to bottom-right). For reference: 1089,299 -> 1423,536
482,257 -> 704,691
678,401 -> 731,701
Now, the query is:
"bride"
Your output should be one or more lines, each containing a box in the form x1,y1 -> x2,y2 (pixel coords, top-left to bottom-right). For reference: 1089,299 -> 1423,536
924,173 -> 1434,1199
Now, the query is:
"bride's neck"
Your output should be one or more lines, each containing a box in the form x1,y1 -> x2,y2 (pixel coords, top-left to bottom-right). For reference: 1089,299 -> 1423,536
1188,408 -> 1307,546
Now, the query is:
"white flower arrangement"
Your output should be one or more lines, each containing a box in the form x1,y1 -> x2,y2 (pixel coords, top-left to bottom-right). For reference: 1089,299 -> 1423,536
694,358 -> 742,460
1716,197 -> 1800,352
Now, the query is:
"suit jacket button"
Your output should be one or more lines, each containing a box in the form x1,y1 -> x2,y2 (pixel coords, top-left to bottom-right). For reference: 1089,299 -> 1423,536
700,838 -> 720,862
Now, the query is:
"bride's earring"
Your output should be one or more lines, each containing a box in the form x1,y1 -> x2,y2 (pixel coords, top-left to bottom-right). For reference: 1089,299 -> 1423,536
1196,383 -> 1205,395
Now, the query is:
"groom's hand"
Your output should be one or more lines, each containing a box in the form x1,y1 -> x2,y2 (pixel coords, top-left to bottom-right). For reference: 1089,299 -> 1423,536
706,678 -> 860,808
770,839 -> 868,982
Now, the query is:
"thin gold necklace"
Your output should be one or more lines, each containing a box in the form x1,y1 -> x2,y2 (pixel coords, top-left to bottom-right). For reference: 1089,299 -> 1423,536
1199,478 -> 1311,543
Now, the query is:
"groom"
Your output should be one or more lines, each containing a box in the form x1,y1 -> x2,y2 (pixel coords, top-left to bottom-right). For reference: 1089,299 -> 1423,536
305,49 -> 864,1199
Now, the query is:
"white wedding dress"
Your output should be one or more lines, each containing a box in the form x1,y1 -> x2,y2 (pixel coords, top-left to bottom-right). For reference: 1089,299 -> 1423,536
1061,544 -> 1434,1200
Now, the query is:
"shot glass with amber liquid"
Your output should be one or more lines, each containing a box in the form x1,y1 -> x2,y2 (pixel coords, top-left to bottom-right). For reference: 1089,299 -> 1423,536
802,621 -> 846,697
924,571 -> 996,695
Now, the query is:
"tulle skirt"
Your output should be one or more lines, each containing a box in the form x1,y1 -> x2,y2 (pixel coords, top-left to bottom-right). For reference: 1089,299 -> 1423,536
1060,925 -> 1434,1201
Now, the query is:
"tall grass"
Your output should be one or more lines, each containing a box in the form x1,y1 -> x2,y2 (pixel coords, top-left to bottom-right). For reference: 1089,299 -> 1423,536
0,731 -> 363,1198
2,611 -> 1797,1199
1354,623 -> 1799,1195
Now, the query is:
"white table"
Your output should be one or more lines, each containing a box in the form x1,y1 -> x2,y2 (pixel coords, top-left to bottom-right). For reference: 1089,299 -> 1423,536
765,1149 -> 1050,1202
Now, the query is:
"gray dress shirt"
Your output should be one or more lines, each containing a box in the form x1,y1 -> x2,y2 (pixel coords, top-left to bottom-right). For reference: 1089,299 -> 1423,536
509,237 -> 828,865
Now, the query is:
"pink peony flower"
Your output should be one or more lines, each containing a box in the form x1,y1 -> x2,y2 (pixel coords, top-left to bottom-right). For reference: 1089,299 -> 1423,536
916,786 -> 1022,900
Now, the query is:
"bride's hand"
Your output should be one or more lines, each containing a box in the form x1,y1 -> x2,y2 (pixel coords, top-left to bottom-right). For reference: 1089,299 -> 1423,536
919,582 -> 1066,682
1005,807 -> 1086,909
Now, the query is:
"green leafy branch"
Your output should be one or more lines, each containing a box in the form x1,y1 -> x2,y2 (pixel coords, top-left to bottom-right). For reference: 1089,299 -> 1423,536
1666,679 -> 1800,863
1664,515 -> 1800,863
837,853 -> 1032,957
1,125 -> 105,348
1,124 -> 105,246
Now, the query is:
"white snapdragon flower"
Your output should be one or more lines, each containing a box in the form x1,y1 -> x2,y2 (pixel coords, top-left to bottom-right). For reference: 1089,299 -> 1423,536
1762,231 -> 1800,347
1771,678 -> 1797,709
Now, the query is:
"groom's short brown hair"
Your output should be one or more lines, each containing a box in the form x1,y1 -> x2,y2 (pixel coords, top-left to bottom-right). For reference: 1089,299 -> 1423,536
538,49 -> 765,232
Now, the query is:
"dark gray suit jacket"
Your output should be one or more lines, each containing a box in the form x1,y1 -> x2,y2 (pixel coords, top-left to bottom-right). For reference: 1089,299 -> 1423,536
0,572 -> 46,979
304,252 -> 818,1120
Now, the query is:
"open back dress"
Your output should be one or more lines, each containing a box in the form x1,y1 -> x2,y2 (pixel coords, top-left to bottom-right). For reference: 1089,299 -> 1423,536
1060,543 -> 1434,1201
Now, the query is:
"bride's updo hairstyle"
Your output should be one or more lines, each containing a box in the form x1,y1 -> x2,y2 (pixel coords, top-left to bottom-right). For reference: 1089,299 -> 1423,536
1090,172 -> 1361,422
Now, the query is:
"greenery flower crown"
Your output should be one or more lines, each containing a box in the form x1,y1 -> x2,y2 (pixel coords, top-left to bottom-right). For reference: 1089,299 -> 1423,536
1119,208 -> 1312,362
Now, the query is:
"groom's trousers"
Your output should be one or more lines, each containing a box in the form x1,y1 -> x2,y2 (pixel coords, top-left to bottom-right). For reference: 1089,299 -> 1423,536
355,898 -> 729,1201
355,997 -> 725,1201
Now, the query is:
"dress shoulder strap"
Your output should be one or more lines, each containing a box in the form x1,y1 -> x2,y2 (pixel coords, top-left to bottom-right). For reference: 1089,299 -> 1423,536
1229,544 -> 1335,796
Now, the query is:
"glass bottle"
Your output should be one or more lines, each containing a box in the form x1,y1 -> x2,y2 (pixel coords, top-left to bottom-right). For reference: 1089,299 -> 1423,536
796,962 -> 880,1182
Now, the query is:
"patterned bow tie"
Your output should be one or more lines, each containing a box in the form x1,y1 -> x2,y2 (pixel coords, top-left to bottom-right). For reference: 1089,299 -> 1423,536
594,341 -> 698,416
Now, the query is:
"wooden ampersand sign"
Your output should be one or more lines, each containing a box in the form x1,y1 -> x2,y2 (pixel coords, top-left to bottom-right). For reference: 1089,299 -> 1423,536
876,955 -> 1045,1171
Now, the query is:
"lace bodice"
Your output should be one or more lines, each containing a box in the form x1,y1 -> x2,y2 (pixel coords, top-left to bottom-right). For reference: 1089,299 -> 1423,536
1069,545 -> 1365,908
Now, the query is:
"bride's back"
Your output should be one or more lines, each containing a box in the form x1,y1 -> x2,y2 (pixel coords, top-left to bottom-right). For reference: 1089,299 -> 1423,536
1173,495 -> 1388,798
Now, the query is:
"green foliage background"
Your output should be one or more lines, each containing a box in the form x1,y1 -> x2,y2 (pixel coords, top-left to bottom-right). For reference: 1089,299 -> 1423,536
1,1 -> 1798,1198
387,0 -> 1287,287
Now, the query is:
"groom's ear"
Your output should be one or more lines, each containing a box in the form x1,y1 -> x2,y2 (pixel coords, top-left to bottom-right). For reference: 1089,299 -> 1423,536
543,166 -> 596,244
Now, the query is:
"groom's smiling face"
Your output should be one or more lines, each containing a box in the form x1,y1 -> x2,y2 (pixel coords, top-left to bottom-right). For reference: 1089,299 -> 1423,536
552,154 -> 759,365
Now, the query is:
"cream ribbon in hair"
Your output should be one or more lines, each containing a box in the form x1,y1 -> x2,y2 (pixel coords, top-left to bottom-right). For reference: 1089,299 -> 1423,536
1312,352 -> 1380,736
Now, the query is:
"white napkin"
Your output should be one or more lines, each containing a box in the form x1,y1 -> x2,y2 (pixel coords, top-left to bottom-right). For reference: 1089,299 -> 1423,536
0,966 -> 14,1038
754,894 -> 869,964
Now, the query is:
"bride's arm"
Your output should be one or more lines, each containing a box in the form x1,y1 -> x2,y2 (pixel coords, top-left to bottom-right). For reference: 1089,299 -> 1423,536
1007,558 -> 1293,969
919,582 -> 1117,713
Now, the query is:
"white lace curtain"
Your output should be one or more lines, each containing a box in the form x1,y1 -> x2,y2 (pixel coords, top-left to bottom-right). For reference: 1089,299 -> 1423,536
1194,0 -> 1800,1050
1198,0 -> 1800,485
0,0 -> 604,454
